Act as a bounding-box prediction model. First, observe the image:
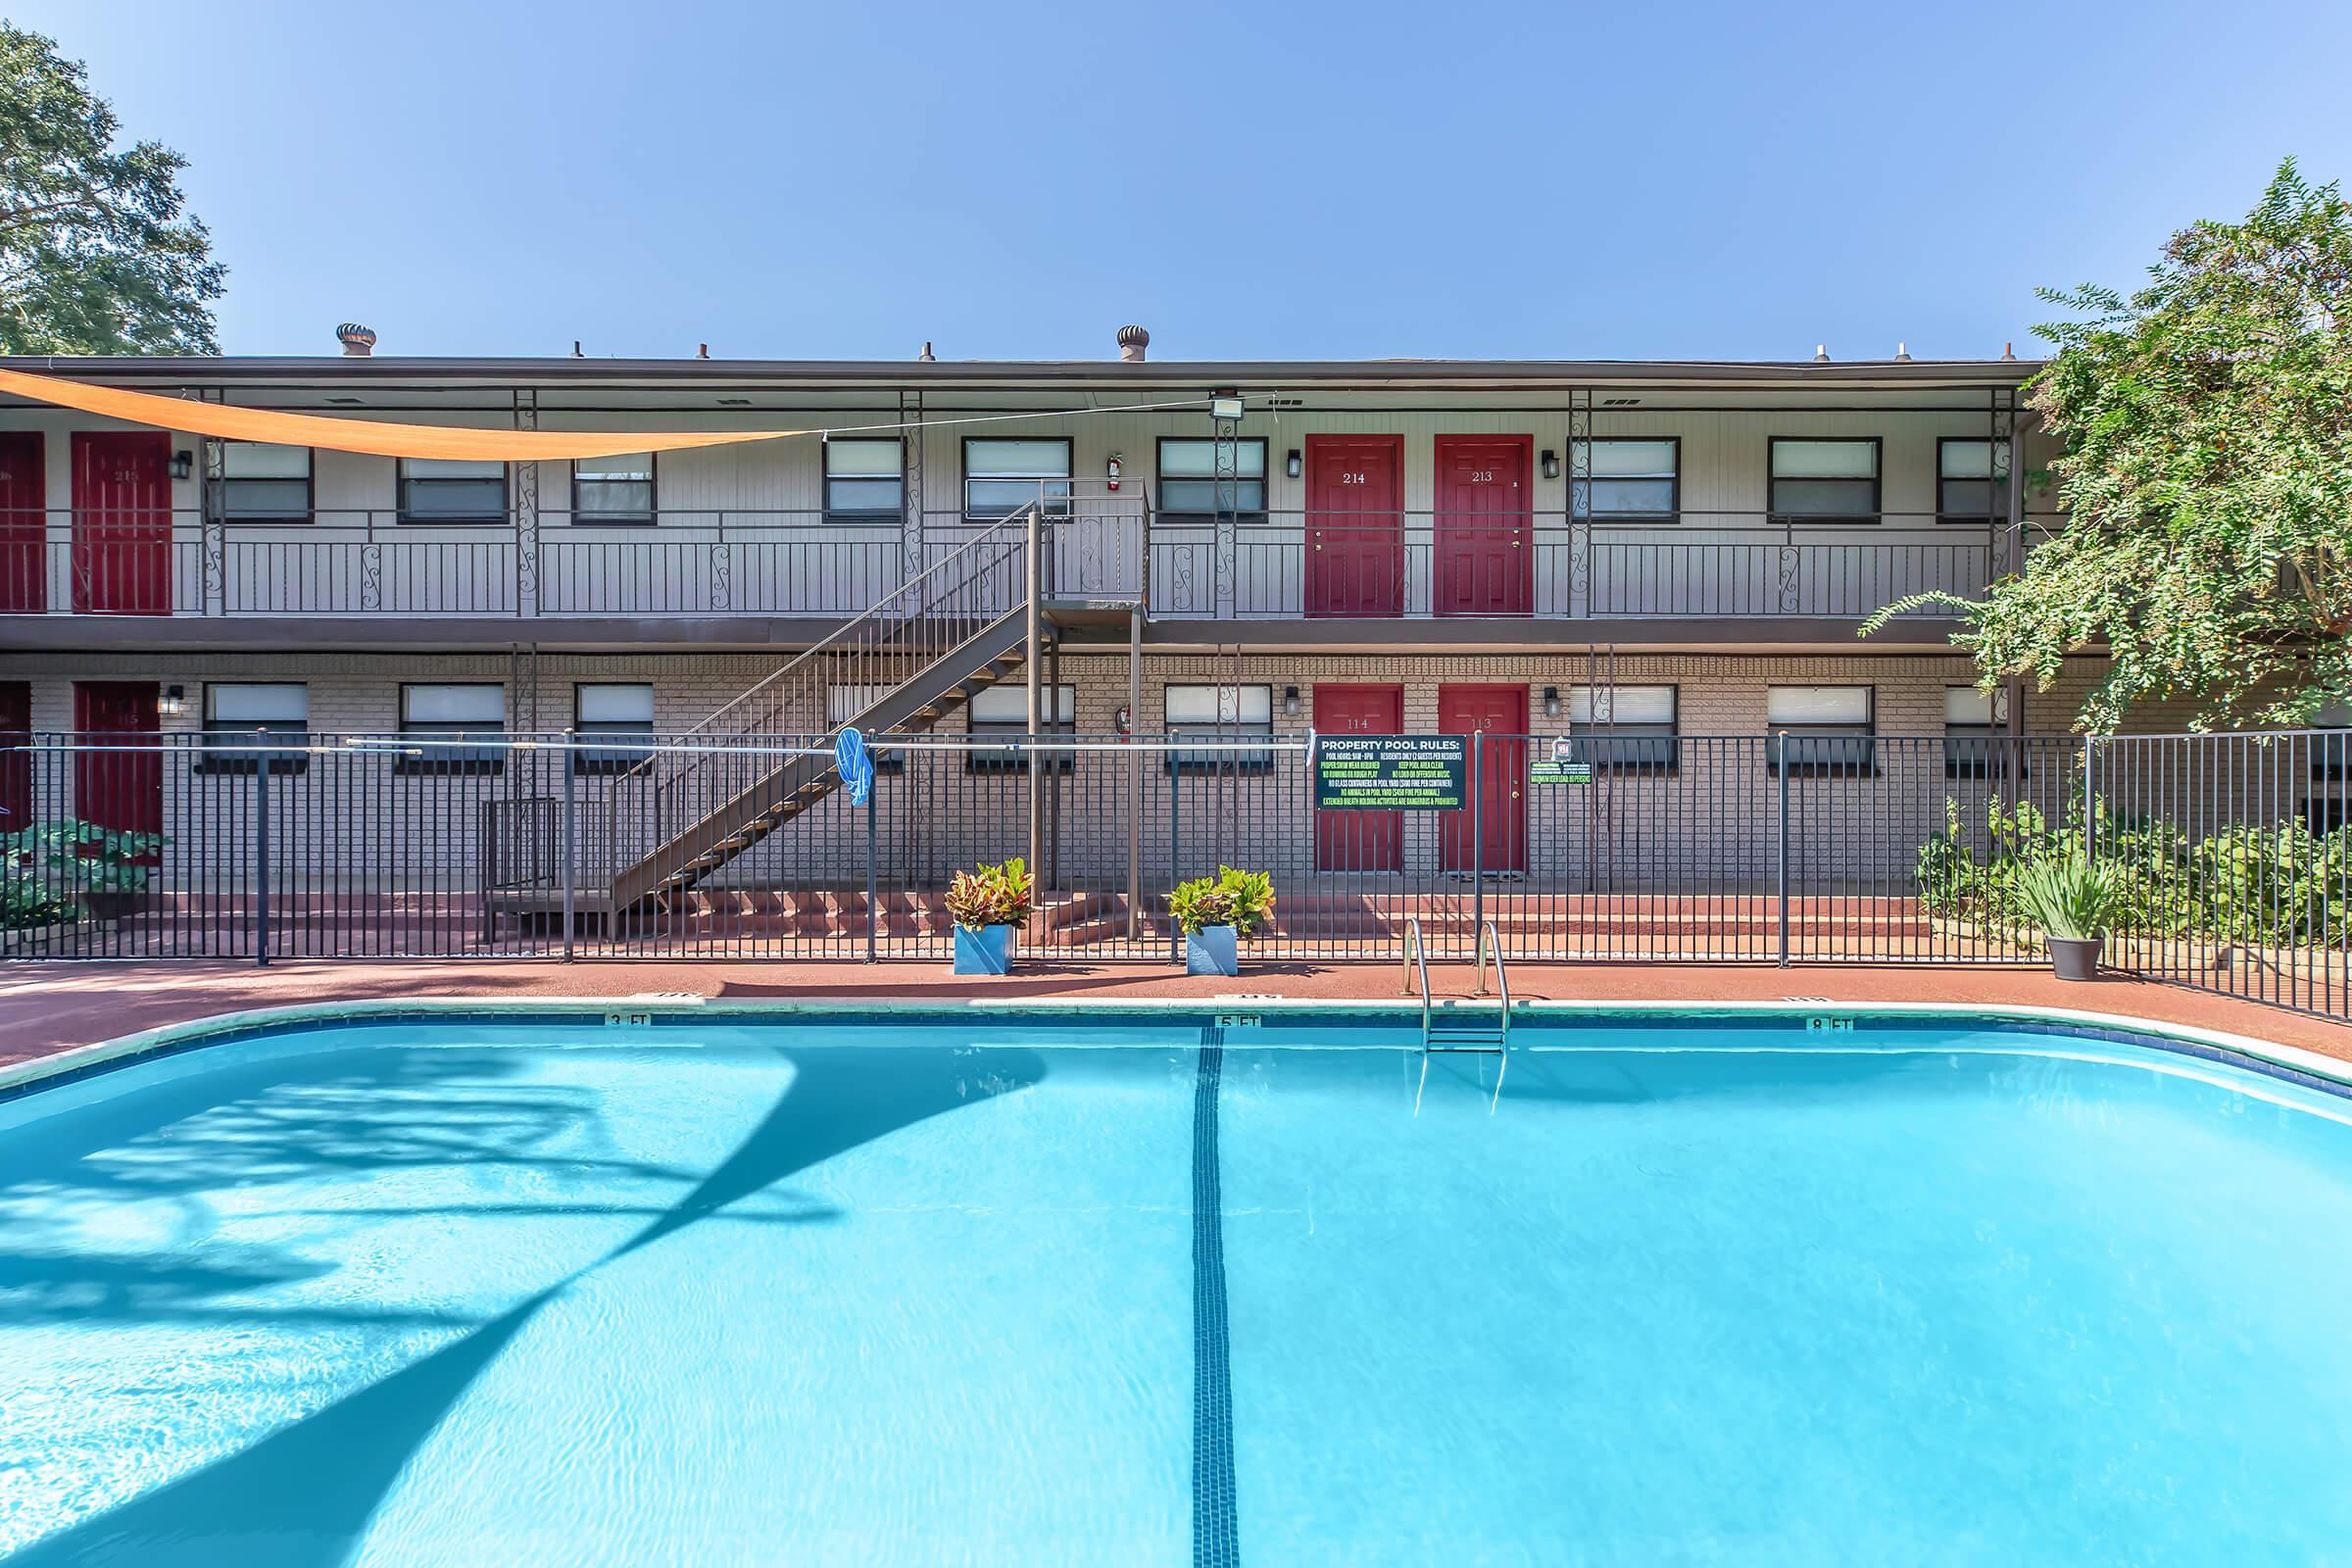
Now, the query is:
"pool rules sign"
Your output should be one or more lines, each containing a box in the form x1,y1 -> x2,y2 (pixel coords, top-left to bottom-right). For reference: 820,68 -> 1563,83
1313,735 -> 1468,809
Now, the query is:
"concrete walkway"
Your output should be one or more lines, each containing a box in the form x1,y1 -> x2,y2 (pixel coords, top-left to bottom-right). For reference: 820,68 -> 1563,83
4,958 -> 2350,1071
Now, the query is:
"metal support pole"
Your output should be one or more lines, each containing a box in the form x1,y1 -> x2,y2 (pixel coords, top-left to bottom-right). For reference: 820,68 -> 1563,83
561,736 -> 577,960
1126,606 -> 1143,941
1047,631 -> 1062,893
865,781 -> 879,963
254,756 -> 270,967
1776,731 -> 1790,966
1168,752 -> 1182,965
1026,503 -> 1044,883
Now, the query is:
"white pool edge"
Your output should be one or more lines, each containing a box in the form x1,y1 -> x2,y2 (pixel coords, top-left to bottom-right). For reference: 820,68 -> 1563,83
5,992 -> 2348,1101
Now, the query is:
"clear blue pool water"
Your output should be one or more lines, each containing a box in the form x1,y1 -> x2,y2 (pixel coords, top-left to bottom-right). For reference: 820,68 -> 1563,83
3,1010 -> 2352,1565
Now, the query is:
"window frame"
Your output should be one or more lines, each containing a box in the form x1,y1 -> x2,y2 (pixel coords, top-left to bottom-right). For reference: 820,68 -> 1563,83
1564,683 -> 1680,773
1766,684 -> 1877,776
1935,437 -> 2011,526
1575,437 -> 1682,525
1163,682 -> 1276,773
962,436 -> 1073,521
398,459 -> 511,525
1153,436 -> 1270,526
198,681 -> 311,775
569,453 -> 658,526
965,682 -> 1077,773
1767,436 -> 1883,525
208,442 -> 315,526
823,437 -> 906,525
571,681 -> 657,775
1942,684 -> 2022,779
396,682 -> 509,774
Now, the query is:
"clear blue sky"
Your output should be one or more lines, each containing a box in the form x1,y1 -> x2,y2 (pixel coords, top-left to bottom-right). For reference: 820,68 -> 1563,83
13,0 -> 2351,362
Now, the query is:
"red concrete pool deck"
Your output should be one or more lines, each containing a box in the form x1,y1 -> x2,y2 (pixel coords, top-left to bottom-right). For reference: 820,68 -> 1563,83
5,959 -> 2352,1071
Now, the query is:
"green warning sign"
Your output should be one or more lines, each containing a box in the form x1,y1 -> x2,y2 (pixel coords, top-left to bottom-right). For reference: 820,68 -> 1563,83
1530,736 -> 1593,785
1314,735 -> 1467,810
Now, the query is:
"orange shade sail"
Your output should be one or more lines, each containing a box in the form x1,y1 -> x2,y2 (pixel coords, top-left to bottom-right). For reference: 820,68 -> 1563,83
0,368 -> 817,460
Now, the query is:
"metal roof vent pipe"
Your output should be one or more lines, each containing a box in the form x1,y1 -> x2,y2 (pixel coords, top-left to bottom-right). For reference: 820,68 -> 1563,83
1116,324 -> 1150,363
1813,344 -> 1829,363
1894,341 -> 1912,361
919,340 -> 935,362
336,322 -> 375,357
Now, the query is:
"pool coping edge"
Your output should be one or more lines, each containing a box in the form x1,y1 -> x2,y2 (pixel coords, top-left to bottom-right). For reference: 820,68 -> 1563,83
6,993 -> 2348,1102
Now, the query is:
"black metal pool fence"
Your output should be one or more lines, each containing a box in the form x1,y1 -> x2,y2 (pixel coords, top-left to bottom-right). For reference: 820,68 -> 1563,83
7,728 -> 2351,1021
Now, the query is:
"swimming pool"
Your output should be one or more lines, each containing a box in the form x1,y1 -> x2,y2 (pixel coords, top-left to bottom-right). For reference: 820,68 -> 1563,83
3,1005 -> 2351,1565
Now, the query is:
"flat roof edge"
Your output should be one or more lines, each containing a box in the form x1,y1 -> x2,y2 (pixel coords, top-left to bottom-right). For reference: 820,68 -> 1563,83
0,354 -> 2045,386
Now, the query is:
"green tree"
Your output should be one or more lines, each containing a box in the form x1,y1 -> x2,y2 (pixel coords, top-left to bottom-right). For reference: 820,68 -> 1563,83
0,24 -> 221,353
1867,159 -> 2352,731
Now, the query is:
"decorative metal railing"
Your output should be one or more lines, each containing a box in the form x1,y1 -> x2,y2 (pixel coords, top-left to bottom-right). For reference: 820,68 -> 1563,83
0,504 -> 2033,621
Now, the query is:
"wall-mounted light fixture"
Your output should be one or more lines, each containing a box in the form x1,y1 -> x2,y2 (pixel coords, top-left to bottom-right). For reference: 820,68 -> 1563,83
170,450 -> 194,481
1283,685 -> 1301,717
1208,391 -> 1245,420
160,684 -> 186,717
1542,685 -> 1561,719
1286,449 -> 1301,479
1541,450 -> 1560,481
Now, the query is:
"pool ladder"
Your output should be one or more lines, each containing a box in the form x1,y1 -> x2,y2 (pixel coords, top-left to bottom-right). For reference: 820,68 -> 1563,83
1404,917 -> 1512,1114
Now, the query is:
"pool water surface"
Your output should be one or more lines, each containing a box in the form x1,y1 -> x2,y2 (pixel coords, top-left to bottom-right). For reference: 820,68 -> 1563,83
1,1011 -> 2349,1565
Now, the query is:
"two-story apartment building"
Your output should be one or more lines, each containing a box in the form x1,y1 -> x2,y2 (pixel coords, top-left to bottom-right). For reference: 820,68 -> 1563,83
0,330 -> 2116,954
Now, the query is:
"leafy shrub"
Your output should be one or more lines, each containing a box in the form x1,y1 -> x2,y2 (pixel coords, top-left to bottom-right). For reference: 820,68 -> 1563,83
0,868 -> 70,930
944,857 -> 1031,931
0,819 -> 165,921
2012,855 -> 2125,941
1917,794 -> 2352,950
1168,865 -> 1275,938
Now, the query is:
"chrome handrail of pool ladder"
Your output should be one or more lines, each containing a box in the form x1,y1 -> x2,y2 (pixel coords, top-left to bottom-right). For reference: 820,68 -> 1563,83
1479,918 -> 1511,1108
1402,915 -> 1432,1041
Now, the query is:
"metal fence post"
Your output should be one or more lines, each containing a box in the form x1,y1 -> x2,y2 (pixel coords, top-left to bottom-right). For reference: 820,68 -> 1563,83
1776,731 -> 1789,967
1470,731 -> 1485,957
561,735 -> 577,961
2082,733 -> 2096,862
253,756 -> 270,967
1168,754 -> 1181,965
865,780 -> 879,963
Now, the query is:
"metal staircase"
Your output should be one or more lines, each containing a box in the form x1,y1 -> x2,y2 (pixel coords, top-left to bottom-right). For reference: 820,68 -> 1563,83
1406,917 -> 1514,1112
609,507 -> 1048,912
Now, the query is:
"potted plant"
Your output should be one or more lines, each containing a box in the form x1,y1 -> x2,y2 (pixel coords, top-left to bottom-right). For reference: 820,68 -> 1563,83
2,820 -> 166,923
1168,864 -> 1275,977
2014,854 -> 2122,982
945,857 -> 1031,975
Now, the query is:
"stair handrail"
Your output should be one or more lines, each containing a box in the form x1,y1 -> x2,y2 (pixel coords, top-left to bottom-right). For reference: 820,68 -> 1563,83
683,503 -> 1037,742
633,506 -> 1038,829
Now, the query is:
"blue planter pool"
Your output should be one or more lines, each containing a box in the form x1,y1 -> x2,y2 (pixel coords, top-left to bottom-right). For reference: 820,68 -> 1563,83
1184,925 -> 1239,976
952,923 -> 1013,974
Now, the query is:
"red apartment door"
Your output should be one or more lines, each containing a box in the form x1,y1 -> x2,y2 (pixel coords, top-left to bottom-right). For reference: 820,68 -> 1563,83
0,432 -> 45,612
0,681 -> 28,839
74,681 -> 162,848
1314,684 -> 1404,872
1434,435 -> 1531,616
1304,434 -> 1402,617
72,431 -> 172,615
1438,684 -> 1527,873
